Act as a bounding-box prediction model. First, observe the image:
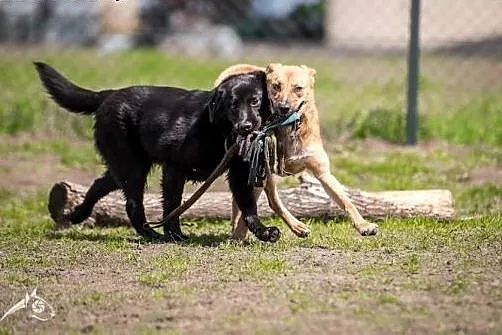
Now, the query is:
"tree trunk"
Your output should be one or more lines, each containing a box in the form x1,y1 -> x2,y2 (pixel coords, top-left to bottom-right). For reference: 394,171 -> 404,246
48,180 -> 455,228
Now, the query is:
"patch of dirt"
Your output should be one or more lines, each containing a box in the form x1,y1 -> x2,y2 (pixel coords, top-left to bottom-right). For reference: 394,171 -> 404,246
1,240 -> 501,334
354,138 -> 461,154
467,165 -> 502,186
337,137 -> 497,159
0,153 -> 98,195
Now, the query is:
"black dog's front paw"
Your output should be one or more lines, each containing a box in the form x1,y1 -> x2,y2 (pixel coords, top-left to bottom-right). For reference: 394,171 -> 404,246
163,227 -> 189,243
256,226 -> 281,243
139,225 -> 164,241
244,215 -> 281,243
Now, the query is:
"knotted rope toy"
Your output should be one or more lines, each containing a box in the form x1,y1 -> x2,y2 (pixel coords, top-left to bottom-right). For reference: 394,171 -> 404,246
244,109 -> 301,185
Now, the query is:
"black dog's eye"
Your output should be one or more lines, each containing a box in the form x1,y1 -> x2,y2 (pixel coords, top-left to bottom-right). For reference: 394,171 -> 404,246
231,100 -> 239,109
249,97 -> 260,107
272,83 -> 281,92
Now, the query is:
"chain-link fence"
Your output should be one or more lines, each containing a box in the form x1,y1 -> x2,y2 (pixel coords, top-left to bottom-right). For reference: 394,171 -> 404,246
1,0 -> 501,144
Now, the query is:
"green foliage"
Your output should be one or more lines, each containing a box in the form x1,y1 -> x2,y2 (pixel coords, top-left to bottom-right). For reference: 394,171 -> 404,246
352,107 -> 432,143
0,327 -> 13,335
456,184 -> 502,214
424,95 -> 502,145
0,49 -> 500,146
0,49 -> 224,139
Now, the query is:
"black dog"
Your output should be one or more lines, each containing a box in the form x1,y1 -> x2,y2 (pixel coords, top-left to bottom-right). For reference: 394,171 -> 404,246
35,62 -> 281,243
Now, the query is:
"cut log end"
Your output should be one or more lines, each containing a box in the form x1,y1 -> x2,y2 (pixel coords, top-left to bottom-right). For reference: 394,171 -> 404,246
48,182 -> 72,228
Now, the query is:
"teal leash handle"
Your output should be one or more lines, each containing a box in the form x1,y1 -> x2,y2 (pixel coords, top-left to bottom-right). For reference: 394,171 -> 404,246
247,111 -> 300,185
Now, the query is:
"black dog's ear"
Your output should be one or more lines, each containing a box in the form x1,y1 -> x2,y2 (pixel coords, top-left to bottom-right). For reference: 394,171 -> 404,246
255,71 -> 272,119
207,88 -> 225,123
257,70 -> 267,93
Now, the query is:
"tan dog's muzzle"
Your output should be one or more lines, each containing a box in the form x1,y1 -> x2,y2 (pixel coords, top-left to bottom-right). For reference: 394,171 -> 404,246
272,100 -> 305,116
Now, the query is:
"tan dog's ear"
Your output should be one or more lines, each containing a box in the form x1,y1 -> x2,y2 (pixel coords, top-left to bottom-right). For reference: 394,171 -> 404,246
266,63 -> 280,74
300,65 -> 317,78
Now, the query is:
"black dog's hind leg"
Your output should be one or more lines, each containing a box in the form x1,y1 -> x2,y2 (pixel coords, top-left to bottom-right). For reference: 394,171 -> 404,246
69,170 -> 119,224
161,166 -> 188,242
122,171 -> 164,241
228,159 -> 281,243
105,156 -> 163,241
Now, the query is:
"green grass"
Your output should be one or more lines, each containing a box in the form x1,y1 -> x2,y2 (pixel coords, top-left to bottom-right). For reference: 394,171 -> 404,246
400,254 -> 421,274
0,191 -> 53,240
424,94 -> 502,146
377,293 -> 401,305
74,291 -> 117,308
1,191 -> 499,258
457,184 -> 502,214
139,249 -> 192,286
325,142 -> 502,216
0,48 -> 501,145
346,94 -> 502,146
286,286 -> 335,314
0,48 -> 227,139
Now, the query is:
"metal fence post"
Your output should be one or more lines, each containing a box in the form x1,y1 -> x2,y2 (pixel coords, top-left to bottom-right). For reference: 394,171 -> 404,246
406,0 -> 421,145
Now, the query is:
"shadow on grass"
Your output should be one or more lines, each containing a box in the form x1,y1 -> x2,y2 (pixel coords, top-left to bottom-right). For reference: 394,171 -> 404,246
45,228 -> 136,243
45,227 -> 232,247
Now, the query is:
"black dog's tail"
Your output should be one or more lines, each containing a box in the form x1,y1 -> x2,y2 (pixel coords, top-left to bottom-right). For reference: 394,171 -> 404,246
34,62 -> 113,115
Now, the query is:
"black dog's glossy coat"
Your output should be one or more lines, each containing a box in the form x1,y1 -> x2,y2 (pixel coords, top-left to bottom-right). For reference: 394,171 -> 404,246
35,62 -> 280,242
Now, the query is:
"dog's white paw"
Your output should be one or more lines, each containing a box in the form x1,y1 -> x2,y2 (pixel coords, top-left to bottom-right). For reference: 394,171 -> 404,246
358,221 -> 379,236
291,221 -> 310,238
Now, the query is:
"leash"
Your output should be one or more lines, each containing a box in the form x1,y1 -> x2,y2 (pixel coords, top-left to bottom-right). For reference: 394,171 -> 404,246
146,142 -> 238,229
245,106 -> 302,185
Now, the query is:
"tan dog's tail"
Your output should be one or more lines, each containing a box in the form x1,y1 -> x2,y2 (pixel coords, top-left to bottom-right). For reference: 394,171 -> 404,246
214,64 -> 265,87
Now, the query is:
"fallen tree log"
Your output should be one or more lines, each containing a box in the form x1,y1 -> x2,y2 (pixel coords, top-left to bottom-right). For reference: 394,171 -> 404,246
48,180 -> 455,228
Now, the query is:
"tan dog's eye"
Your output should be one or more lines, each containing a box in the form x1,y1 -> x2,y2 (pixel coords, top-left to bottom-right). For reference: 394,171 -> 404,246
272,83 -> 281,92
294,86 -> 304,95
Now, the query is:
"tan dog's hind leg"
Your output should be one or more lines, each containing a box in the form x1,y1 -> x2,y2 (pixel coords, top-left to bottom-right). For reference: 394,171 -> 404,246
230,187 -> 263,240
307,151 -> 379,236
230,198 -> 247,240
264,176 -> 310,237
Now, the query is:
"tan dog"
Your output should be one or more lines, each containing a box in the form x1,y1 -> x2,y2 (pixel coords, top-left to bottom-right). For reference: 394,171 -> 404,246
215,64 -> 379,239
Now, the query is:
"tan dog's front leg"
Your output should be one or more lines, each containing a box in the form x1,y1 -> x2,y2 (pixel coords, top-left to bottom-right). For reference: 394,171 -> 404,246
230,187 -> 263,240
307,154 -> 379,236
264,176 -> 310,237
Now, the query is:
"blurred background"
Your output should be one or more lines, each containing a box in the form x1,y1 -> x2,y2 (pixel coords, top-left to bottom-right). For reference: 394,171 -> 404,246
0,0 -> 500,215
